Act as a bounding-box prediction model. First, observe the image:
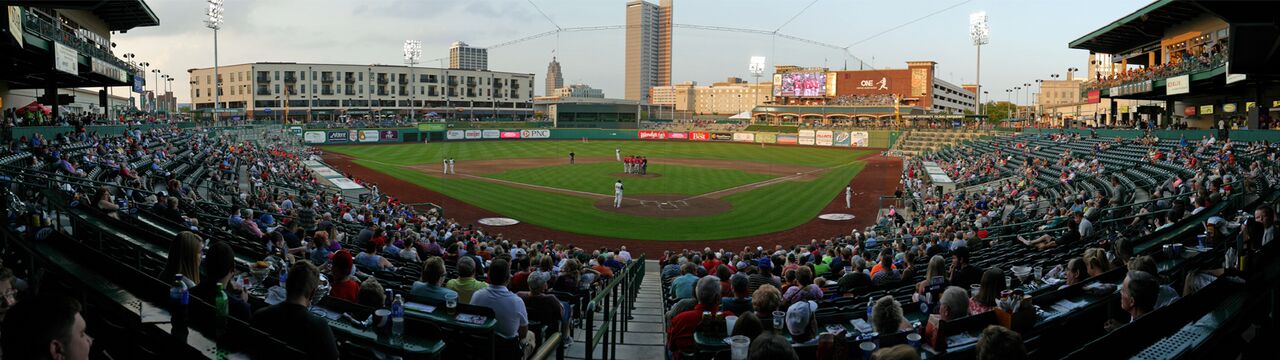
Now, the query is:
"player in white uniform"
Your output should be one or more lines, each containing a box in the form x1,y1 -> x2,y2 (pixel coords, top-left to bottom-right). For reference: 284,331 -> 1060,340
616,148 -> 622,161
443,158 -> 448,174
448,158 -> 456,174
845,185 -> 852,208
614,180 -> 624,208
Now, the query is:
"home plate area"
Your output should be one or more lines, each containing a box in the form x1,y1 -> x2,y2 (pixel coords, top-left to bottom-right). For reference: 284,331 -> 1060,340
641,199 -> 690,211
593,194 -> 731,217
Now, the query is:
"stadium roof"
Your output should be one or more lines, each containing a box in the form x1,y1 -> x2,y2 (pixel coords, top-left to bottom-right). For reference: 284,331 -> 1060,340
4,0 -> 160,31
1068,0 -> 1203,54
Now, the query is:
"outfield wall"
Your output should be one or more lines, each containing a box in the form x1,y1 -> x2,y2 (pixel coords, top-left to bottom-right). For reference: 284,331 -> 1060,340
306,127 -> 899,149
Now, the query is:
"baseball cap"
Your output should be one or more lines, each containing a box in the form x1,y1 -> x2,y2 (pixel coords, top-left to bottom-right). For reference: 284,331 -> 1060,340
786,300 -> 818,336
332,250 -> 354,276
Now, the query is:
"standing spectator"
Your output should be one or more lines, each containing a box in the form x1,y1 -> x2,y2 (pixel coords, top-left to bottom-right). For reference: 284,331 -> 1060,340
470,258 -> 534,359
250,261 -> 339,359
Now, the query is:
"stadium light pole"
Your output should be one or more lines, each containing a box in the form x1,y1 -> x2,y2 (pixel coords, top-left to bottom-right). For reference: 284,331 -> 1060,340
404,40 -> 422,122
205,0 -> 224,125
151,69 -> 161,114
1022,83 -> 1031,121
749,56 -> 766,124
970,12 -> 989,116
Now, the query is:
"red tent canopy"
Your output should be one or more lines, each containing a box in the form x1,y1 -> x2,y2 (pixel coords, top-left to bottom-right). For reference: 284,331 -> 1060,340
16,101 -> 51,115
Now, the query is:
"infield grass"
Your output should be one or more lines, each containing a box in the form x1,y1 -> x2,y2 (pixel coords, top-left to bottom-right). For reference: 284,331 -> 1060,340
328,141 -> 873,240
483,162 -> 776,196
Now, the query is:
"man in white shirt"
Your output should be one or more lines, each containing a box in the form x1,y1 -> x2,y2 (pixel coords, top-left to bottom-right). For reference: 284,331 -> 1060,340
1077,212 -> 1094,239
614,180 -> 624,208
470,258 -> 533,358
618,246 -> 632,262
845,185 -> 852,208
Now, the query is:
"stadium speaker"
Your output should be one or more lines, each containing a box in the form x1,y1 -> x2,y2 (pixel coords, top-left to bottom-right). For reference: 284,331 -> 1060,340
99,90 -> 108,107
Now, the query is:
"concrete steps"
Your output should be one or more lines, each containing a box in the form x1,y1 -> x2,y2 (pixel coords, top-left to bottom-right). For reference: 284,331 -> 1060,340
565,260 -> 666,360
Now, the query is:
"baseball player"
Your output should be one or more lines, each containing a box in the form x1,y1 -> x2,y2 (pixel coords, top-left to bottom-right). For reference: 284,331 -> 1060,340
616,148 -> 621,162
845,185 -> 852,208
614,179 -> 624,208
442,158 -> 448,174
569,151 -> 576,164
448,158 -> 456,174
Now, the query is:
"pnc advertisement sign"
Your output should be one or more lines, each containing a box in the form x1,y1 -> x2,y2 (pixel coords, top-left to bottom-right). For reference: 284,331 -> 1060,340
520,129 -> 550,139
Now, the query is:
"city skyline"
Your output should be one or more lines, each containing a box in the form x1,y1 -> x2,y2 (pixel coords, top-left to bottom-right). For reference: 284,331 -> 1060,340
111,0 -> 1136,105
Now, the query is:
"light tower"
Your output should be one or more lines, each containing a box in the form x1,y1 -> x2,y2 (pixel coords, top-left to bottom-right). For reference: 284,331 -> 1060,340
749,56 -> 766,124
404,40 -> 422,122
205,0 -> 224,124
969,12 -> 989,117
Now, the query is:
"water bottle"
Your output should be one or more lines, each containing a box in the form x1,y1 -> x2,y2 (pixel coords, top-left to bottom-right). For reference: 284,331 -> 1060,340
170,274 -> 189,331
214,282 -> 229,339
866,296 -> 875,320
391,294 -> 405,344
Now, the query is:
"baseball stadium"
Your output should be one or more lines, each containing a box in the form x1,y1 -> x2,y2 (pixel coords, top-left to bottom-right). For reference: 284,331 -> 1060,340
4,1 -> 1280,360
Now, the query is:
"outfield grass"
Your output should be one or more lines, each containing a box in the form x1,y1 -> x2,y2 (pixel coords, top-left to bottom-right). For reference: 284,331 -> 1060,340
484,162 -> 776,196
329,141 -> 874,240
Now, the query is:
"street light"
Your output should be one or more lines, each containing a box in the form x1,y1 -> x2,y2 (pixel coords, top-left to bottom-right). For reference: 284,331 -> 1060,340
205,0 -> 225,125
970,12 -> 989,116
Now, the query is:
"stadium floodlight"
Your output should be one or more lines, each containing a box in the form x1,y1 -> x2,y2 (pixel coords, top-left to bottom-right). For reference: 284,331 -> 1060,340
970,11 -> 989,117
749,56 -> 767,121
404,40 -> 422,66
205,0 -> 225,125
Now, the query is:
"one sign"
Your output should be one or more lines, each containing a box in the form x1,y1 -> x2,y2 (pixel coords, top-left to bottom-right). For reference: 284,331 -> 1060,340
379,130 -> 399,141
710,132 -> 733,141
1184,106 -> 1196,116
850,131 -> 869,147
326,131 -> 349,142
7,6 -> 22,46
1112,80 -> 1152,96
815,130 -> 834,146
776,134 -> 799,144
638,130 -> 668,140
418,123 -> 446,131
446,130 -> 465,140
755,132 -> 777,144
304,131 -> 327,143
1166,75 -> 1190,95
689,131 -> 710,141
667,132 -> 688,139
1200,105 -> 1214,115
54,42 -> 77,75
500,131 -> 521,139
732,132 -> 755,142
519,129 -> 550,139
264,108 -> 273,113
1223,103 -> 1237,113
464,130 -> 482,139
133,75 -> 144,93
481,129 -> 500,139
798,130 -> 816,145
832,132 -> 851,147
91,58 -> 126,82
1086,90 -> 1101,104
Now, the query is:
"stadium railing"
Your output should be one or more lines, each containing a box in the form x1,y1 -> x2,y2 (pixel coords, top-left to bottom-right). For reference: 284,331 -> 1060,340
580,255 -> 645,360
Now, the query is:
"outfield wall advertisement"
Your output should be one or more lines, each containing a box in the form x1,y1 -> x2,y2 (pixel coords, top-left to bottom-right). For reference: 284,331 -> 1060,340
500,131 -> 521,139
850,131 -> 869,147
520,129 -> 550,139
710,132 -> 733,141
733,132 -> 755,142
798,130 -> 816,145
464,130 -> 482,139
379,130 -> 399,141
689,131 -> 711,141
815,130 -> 834,146
777,134 -> 799,144
833,131 -> 851,147
755,133 -> 777,144
447,130 -> 464,140
668,132 -> 688,139
358,130 -> 380,142
327,131 -> 349,143
304,131 -> 326,143
638,130 -> 668,140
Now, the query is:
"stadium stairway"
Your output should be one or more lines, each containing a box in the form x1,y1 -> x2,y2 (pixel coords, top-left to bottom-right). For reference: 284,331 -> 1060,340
566,260 -> 666,360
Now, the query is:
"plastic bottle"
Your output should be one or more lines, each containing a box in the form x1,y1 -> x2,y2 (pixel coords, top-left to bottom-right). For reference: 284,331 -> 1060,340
391,294 -> 405,344
866,296 -> 875,320
170,274 -> 189,331
214,282 -> 229,338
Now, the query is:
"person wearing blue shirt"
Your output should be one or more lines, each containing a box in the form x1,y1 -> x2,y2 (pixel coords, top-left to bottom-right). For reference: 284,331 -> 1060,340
410,257 -> 458,302
670,263 -> 699,299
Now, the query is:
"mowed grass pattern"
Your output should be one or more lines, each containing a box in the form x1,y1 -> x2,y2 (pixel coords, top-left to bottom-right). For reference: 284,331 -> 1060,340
483,162 -> 776,196
330,141 -> 875,240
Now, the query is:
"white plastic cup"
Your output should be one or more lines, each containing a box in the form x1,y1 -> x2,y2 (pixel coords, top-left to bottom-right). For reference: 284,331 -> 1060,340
725,315 -> 738,333
729,335 -> 750,360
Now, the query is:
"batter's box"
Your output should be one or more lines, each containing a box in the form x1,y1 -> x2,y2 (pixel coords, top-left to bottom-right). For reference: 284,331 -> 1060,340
639,200 -> 662,207
657,202 -> 681,210
670,200 -> 690,207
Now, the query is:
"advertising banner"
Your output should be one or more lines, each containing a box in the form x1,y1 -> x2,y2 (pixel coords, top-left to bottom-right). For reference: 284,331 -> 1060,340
1223,103 -> 1237,113
1086,90 -> 1101,104
1166,75 -> 1190,95
850,131 -> 869,147
833,131 -> 851,147
304,131 -> 327,144
446,130 -> 465,140
815,130 -> 834,146
1199,105 -> 1214,115
326,131 -> 349,143
464,130 -> 482,139
776,134 -> 799,144
668,132 -> 688,139
358,130 -> 379,142
755,132 -> 776,144
481,129 -> 500,139
733,132 -> 755,142
520,129 -> 550,139
418,123 -> 446,132
379,130 -> 399,141
54,42 -> 77,75
798,130 -> 816,145
500,131 -> 521,139
689,131 -> 711,141
349,130 -> 358,142
638,130 -> 668,140
1183,106 -> 1196,116
91,58 -> 126,82
711,132 -> 733,141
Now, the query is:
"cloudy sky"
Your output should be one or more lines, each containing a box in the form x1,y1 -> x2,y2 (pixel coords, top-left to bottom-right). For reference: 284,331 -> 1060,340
114,0 -> 1136,104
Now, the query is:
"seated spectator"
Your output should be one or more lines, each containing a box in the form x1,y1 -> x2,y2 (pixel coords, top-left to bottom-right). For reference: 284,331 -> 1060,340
95,186 -> 120,219
669,262 -> 699,300
191,241 -> 252,321
411,256 -> 458,302
661,256 -> 684,279
470,258 -> 534,359
0,267 -> 18,324
871,295 -> 912,335
1127,255 -> 1180,309
876,344 -> 922,360
518,271 -> 564,339
837,256 -> 872,294
721,273 -> 753,314
730,311 -> 765,341
1018,213 -> 1082,250
969,268 -> 1005,314
748,332 -> 799,360
308,231 -> 332,265
355,240 -> 394,271
976,325 -> 1027,360
748,262 -> 781,293
0,294 -> 92,360
782,266 -> 823,306
1062,257 -> 1086,289
1084,248 -> 1111,277
871,250 -> 903,286
356,278 -> 385,308
162,231 -> 203,288
915,255 -> 948,305
667,276 -> 731,358
1105,270 -> 1159,332
948,247 -> 983,288
250,261 -> 339,359
785,300 -> 819,344
239,208 -> 265,240
447,256 -> 487,304
591,254 -> 615,279
923,286 -> 969,347
328,250 -> 360,303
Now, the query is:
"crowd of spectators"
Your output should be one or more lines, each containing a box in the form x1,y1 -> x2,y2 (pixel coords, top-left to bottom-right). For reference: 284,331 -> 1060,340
829,94 -> 897,107
1084,50 -> 1225,90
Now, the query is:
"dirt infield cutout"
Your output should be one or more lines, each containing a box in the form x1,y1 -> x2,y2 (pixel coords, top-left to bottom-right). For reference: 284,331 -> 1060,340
592,194 -> 731,217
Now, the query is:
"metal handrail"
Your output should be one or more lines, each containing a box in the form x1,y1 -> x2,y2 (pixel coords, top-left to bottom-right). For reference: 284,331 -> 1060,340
582,255 -> 645,360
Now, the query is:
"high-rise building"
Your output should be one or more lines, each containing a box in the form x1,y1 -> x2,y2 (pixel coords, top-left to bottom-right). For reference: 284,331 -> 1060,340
546,57 -> 564,96
624,0 -> 672,102
449,41 -> 488,71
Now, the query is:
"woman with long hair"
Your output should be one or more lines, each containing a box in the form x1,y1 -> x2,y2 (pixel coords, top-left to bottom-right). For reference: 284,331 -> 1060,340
968,268 -> 1005,314
95,186 -> 120,219
162,231 -> 203,288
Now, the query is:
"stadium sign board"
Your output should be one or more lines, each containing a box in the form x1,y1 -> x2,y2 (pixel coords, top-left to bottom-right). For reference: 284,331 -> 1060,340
379,130 -> 399,141
520,129 -> 550,139
733,132 -> 755,142
798,130 -> 816,145
689,131 -> 711,141
1166,75 -> 1190,95
446,130 -> 465,140
326,131 -> 349,142
776,134 -> 799,144
850,131 -> 869,147
482,130 -> 501,139
832,132 -> 851,146
668,132 -> 688,139
755,133 -> 776,144
500,131 -> 521,139
464,130 -> 482,139
710,132 -> 733,141
638,130 -> 668,139
359,130 -> 380,142
304,131 -> 327,143
815,130 -> 834,146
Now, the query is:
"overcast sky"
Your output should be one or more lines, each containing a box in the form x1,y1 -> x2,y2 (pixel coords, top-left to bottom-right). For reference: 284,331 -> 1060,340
113,0 -> 1138,104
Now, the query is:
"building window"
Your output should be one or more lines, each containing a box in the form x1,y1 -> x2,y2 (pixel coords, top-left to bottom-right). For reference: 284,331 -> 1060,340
274,71 -> 280,80
359,72 -> 364,81
195,89 -> 200,97
274,84 -> 280,94
359,84 -> 364,94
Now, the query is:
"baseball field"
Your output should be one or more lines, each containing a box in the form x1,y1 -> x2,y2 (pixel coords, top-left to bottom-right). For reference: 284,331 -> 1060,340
324,140 -> 879,241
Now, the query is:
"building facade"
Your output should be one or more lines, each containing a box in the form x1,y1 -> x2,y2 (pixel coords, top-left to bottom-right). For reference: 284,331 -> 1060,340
188,62 -> 534,121
449,41 -> 488,71
651,78 -> 772,115
555,84 -> 604,98
769,61 -> 976,113
624,0 -> 672,102
545,57 -> 563,97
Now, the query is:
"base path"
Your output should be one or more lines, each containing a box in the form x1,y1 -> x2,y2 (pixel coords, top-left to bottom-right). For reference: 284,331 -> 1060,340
322,152 -> 902,256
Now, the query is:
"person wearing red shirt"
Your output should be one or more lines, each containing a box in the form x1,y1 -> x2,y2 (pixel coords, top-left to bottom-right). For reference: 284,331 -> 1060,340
328,250 -> 360,303
667,276 -> 732,359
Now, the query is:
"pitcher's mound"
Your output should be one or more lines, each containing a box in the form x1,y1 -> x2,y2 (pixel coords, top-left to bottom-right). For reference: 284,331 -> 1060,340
594,194 -> 730,217
610,172 -> 662,178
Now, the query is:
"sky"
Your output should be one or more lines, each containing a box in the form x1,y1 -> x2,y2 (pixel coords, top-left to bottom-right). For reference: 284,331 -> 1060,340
112,0 -> 1147,105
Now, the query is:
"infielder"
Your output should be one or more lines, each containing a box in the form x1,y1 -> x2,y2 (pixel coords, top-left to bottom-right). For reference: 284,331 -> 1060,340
442,158 -> 448,174
448,158 -> 456,174
616,148 -> 621,161
614,179 -> 624,208
845,185 -> 852,208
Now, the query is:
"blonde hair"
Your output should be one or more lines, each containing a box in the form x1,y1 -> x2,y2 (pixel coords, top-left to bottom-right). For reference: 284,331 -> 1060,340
926,255 -> 946,279
163,231 -> 204,284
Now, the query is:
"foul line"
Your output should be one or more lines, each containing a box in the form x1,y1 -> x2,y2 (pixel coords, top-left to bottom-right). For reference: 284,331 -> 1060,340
680,160 -> 861,201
